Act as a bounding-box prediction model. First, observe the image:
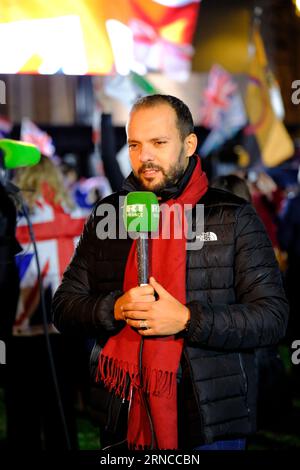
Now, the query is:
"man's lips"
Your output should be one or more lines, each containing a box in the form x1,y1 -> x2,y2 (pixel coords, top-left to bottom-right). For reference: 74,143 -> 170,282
141,169 -> 160,178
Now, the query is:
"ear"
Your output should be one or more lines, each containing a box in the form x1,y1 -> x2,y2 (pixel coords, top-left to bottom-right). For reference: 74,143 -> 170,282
184,133 -> 198,157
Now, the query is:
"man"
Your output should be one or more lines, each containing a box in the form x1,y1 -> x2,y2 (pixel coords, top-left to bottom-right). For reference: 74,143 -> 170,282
52,95 -> 288,450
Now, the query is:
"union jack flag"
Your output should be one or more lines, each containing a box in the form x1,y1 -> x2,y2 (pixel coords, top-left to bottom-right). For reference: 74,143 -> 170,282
14,199 -> 86,334
199,64 -> 238,129
21,117 -> 55,157
198,64 -> 247,157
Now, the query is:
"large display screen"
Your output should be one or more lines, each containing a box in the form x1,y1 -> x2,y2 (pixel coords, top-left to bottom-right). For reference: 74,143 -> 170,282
0,0 -> 200,75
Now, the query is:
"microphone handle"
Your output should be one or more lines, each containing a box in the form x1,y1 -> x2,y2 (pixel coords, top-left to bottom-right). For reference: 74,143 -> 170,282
137,233 -> 148,286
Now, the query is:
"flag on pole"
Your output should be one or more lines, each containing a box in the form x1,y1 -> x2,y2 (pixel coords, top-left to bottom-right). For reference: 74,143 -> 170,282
199,65 -> 247,157
244,27 -> 294,167
199,65 -> 238,129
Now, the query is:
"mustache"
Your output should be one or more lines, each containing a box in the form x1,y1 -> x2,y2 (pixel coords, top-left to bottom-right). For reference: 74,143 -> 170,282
138,163 -> 164,175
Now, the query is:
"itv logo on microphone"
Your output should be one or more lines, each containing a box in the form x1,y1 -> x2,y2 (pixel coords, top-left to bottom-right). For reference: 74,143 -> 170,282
0,79 -> 6,104
0,340 -> 6,365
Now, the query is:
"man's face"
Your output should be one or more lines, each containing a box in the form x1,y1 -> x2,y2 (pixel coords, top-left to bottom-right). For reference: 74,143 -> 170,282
126,103 -> 196,194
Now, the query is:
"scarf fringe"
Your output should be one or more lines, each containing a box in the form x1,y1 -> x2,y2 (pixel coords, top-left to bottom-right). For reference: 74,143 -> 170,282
97,353 -> 177,400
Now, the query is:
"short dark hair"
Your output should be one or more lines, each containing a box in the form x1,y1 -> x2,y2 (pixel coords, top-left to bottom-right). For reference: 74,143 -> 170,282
130,94 -> 194,141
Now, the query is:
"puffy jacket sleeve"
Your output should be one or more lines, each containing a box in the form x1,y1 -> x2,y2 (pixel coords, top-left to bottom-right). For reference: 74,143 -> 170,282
52,207 -> 124,337
186,203 -> 289,349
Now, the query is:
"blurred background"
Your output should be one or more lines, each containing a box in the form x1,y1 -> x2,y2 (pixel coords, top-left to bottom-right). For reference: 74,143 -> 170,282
1,0 -> 300,451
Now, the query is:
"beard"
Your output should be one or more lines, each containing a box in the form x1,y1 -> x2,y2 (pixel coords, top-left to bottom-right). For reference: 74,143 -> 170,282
133,147 -> 187,195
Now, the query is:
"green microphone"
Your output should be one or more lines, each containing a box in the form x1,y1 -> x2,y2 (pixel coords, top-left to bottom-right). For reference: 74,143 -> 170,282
123,192 -> 159,285
0,139 -> 41,169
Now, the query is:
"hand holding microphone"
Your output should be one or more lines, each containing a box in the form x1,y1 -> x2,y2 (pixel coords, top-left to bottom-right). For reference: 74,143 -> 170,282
123,277 -> 190,336
114,285 -> 155,321
114,191 -> 159,321
116,191 -> 190,335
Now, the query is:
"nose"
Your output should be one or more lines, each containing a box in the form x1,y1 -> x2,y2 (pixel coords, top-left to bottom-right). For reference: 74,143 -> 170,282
139,145 -> 155,163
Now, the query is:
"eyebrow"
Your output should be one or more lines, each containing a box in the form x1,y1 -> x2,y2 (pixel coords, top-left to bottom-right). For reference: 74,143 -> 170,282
127,136 -> 170,144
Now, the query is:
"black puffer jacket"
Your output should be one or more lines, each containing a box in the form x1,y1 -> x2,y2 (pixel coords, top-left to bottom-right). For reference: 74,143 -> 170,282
52,185 -> 288,447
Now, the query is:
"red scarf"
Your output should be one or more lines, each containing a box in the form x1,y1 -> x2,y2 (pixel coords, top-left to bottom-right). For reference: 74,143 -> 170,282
97,157 -> 208,449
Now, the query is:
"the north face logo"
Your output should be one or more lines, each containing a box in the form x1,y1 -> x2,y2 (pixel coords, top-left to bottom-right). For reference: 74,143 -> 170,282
196,232 -> 218,241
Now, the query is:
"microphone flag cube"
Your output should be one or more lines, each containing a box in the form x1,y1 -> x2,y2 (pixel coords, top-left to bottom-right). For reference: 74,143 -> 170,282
123,191 -> 159,233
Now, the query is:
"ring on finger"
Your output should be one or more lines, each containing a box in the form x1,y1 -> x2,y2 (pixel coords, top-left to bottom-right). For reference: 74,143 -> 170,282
139,320 -> 149,330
